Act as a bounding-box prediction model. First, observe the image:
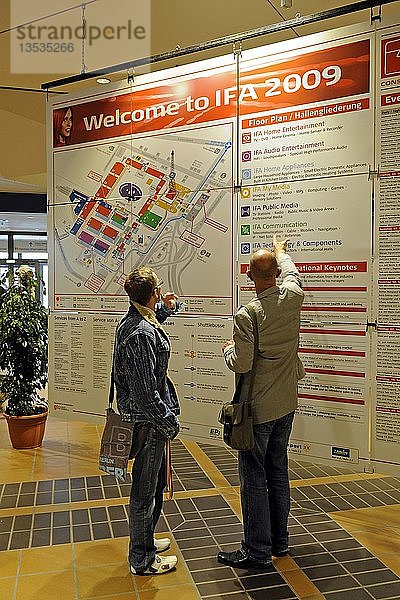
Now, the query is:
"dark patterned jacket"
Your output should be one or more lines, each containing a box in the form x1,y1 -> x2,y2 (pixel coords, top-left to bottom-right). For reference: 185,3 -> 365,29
114,302 -> 180,439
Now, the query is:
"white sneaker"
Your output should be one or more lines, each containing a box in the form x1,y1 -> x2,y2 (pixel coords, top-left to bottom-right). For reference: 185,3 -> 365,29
154,537 -> 171,552
130,554 -> 177,575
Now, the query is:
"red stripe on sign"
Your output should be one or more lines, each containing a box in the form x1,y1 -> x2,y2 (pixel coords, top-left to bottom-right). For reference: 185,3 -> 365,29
299,393 -> 365,405
302,306 -> 366,312
299,348 -> 365,357
303,287 -> 367,292
305,368 -> 365,378
297,261 -> 368,273
242,98 -> 370,128
300,328 -> 365,336
381,93 -> 400,107
380,170 -> 400,177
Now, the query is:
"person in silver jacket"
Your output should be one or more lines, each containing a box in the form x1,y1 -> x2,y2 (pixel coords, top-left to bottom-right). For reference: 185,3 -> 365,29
218,235 -> 305,569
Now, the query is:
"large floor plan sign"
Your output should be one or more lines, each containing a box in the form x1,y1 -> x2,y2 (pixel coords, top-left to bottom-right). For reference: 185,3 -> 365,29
52,124 -> 234,314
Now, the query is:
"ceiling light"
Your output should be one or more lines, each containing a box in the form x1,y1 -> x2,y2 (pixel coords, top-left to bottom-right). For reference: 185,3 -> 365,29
96,77 -> 111,84
27,216 -> 34,219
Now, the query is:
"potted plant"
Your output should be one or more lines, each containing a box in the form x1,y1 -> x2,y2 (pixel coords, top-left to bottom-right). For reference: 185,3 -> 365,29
0,266 -> 48,449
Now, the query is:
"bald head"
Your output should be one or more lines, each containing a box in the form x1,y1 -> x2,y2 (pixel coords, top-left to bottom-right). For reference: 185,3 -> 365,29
249,249 -> 278,281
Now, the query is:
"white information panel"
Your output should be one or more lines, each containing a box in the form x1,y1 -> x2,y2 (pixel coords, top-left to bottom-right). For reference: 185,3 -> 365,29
47,19 -> 400,471
48,312 -> 119,419
49,312 -> 234,444
371,23 -> 400,473
372,326 -> 400,469
164,317 -> 234,444
238,175 -> 372,325
291,323 -> 369,464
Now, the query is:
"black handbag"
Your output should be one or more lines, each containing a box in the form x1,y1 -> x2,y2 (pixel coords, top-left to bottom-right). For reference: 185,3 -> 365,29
99,366 -> 173,489
99,406 -> 133,482
99,366 -> 136,481
218,305 -> 259,451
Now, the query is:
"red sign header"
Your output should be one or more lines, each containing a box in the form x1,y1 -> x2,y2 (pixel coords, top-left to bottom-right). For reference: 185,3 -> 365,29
53,39 -> 370,147
297,262 -> 368,273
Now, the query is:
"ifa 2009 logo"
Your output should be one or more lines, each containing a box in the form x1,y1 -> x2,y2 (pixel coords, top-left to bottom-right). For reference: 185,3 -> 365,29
381,36 -> 400,78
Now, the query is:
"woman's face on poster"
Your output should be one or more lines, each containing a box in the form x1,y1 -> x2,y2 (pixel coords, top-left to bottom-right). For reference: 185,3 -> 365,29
60,108 -> 72,139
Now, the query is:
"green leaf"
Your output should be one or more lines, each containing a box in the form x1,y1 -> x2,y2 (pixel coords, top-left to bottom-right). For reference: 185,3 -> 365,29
0,268 -> 48,416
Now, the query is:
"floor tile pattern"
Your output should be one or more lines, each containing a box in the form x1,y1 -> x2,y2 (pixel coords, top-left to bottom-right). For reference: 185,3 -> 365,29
1,417 -> 400,600
0,475 -> 131,509
290,478 -> 400,513
171,441 -> 214,492
199,444 -> 400,510
0,441 -> 213,511
199,444 -> 370,486
2,487 -> 400,599
162,497 -> 400,600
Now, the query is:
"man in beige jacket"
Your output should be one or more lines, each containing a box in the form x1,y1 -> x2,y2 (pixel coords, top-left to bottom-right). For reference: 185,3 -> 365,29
218,235 -> 305,569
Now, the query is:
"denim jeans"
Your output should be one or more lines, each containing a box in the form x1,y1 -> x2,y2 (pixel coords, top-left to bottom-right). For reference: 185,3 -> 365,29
238,411 -> 294,562
128,424 -> 167,572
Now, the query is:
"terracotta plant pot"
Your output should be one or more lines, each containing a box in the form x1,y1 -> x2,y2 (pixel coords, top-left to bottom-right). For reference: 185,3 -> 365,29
5,411 -> 48,449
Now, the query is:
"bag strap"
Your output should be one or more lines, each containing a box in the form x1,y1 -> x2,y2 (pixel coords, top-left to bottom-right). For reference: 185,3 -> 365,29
108,368 -> 115,410
108,332 -> 118,410
243,304 -> 259,406
245,304 -> 259,370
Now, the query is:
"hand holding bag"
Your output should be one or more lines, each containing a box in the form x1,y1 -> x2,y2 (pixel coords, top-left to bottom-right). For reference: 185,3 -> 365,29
218,305 -> 259,451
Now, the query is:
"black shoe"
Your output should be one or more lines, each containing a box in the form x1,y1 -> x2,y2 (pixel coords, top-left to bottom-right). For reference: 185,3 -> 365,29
217,547 -> 271,569
272,548 -> 289,557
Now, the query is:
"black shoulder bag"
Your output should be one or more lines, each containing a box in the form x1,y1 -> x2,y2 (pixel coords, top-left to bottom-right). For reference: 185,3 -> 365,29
218,304 -> 259,451
99,368 -> 135,482
99,354 -> 173,497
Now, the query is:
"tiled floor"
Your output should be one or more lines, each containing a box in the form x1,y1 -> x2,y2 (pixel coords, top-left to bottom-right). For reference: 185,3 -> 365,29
1,415 -> 400,599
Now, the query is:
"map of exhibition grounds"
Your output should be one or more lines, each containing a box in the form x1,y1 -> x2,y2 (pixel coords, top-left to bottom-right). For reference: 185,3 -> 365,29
52,124 -> 233,314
